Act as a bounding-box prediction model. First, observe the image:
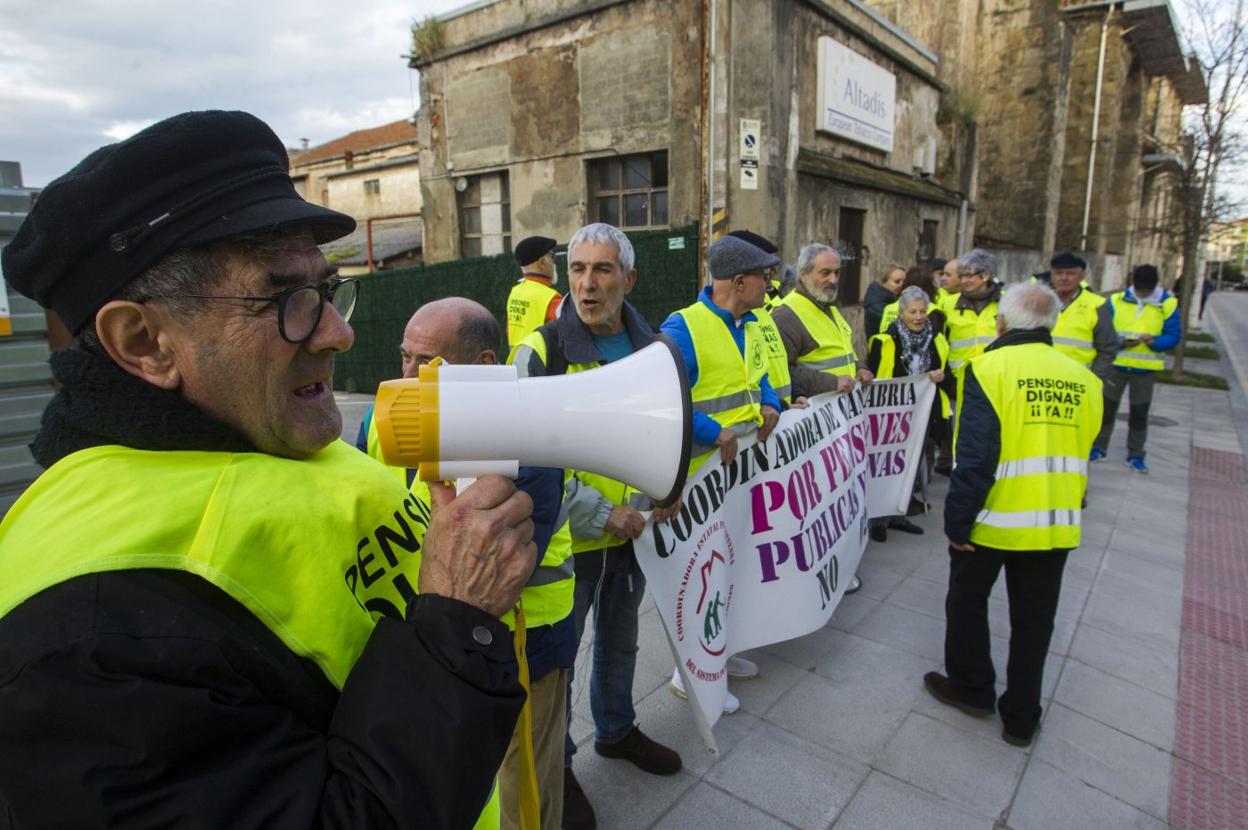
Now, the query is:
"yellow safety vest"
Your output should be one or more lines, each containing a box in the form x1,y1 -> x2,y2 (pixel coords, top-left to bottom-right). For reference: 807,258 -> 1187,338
763,279 -> 783,311
1109,292 -> 1177,372
778,291 -> 857,377
869,331 -> 952,418
961,343 -> 1103,551
945,299 -> 999,370
513,329 -> 644,554
753,307 -> 792,405
878,300 -> 940,334
507,278 -> 561,348
0,441 -> 503,830
676,302 -> 768,472
365,412 -> 572,630
1050,289 -> 1106,368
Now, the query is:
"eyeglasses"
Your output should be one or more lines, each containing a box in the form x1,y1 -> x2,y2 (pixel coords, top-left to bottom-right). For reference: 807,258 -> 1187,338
957,269 -> 986,278
173,277 -> 360,344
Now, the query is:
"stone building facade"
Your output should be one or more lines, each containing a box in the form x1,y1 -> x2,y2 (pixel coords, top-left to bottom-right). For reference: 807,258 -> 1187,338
411,0 -> 974,307
866,0 -> 1205,289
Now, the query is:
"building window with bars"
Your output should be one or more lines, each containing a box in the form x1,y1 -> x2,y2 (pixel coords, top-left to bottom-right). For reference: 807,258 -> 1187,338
458,172 -> 512,257
588,151 -> 668,230
363,179 -> 381,196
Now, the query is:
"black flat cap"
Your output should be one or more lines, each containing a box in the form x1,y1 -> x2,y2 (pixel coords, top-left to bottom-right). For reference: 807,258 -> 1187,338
708,235 -> 781,279
1032,270 -> 1052,282
1049,251 -> 1087,270
515,235 -> 557,266
927,258 -> 948,271
1,110 -> 356,334
727,229 -> 779,254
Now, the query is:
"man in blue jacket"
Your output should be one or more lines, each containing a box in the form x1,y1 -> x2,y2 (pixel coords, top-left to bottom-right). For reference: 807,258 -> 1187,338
1089,265 -> 1180,474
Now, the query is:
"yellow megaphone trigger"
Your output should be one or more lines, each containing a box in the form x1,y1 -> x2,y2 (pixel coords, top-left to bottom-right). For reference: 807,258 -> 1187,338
374,358 -> 443,469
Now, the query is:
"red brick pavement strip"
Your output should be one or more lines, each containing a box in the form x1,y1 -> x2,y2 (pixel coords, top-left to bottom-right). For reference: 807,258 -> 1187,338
1170,447 -> 1248,828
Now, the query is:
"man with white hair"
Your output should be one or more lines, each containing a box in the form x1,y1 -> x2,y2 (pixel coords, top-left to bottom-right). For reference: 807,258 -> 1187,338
925,283 -> 1102,748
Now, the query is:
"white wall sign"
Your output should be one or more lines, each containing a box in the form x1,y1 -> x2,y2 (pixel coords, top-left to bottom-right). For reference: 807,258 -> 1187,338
740,159 -> 759,191
739,119 -> 761,162
816,37 -> 896,153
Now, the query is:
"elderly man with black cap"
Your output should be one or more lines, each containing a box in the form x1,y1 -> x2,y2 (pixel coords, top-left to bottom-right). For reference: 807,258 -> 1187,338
0,111 -> 537,828
507,235 -> 562,349
1047,251 -> 1116,381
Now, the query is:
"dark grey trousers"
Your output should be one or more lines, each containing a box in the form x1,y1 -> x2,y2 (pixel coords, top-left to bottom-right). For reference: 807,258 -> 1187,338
1093,368 -> 1155,459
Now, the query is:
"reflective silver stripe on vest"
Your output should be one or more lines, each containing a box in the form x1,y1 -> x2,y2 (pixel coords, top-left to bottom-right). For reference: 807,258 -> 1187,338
802,353 -> 855,371
949,358 -> 966,369
526,557 -> 574,588
974,508 -> 1082,529
949,336 -> 996,349
773,383 -> 792,400
692,388 -> 761,415
1118,353 -> 1165,367
1051,336 -> 1093,350
995,455 -> 1088,480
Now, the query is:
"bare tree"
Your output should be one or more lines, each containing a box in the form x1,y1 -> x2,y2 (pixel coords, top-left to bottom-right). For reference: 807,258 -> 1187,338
1172,0 -> 1248,377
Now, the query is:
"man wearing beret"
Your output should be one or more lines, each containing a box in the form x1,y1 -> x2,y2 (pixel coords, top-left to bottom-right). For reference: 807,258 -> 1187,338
1047,251 -> 1116,381
507,235 -> 563,349
0,110 -> 536,827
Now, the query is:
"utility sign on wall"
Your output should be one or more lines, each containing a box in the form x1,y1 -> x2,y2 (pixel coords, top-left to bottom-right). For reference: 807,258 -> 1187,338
739,119 -> 761,190
815,37 -> 896,153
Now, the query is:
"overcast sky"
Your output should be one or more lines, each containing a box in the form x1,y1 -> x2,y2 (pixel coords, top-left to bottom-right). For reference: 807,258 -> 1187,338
3,0 -> 1243,212
0,0 -> 465,187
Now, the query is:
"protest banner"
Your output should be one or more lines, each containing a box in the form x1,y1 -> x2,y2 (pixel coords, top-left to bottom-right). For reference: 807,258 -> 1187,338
634,377 -> 937,748
863,376 -> 938,519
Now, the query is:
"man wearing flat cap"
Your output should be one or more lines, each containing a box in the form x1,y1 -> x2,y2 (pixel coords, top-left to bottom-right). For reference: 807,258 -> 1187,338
0,110 -> 536,827
1047,251 -> 1115,381
507,235 -> 563,349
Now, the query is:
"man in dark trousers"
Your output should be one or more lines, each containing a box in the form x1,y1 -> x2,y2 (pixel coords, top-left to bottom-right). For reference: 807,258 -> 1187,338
925,282 -> 1102,747
0,111 -> 535,827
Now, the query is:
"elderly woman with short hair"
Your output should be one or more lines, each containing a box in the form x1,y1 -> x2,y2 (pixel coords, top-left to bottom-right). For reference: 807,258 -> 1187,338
866,285 -> 955,542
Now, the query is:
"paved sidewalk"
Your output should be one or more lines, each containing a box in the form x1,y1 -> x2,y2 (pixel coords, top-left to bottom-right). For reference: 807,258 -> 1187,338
564,359 -> 1237,829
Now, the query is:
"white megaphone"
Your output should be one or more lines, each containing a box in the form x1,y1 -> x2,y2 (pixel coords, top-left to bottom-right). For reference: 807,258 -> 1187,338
372,336 -> 693,507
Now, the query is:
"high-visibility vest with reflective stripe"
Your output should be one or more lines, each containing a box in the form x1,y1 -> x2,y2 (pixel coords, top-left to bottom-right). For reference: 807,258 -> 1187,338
1109,292 -> 1177,372
754,307 -> 792,405
515,328 -> 644,554
778,291 -> 857,376
367,408 -> 573,629
506,278 -> 560,347
936,288 -> 958,313
1050,289 -> 1105,367
763,279 -> 783,311
869,331 -> 951,418
878,299 -> 939,334
962,343 -> 1103,551
676,302 -> 767,471
945,300 -> 999,370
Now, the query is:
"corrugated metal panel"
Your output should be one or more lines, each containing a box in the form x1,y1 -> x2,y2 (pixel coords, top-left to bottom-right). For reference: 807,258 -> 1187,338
0,287 -> 53,516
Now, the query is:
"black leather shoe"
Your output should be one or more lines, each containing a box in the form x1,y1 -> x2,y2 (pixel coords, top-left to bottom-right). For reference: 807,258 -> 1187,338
563,767 -> 597,830
1002,726 -> 1036,748
870,524 -> 887,543
594,726 -> 682,775
888,517 -> 924,535
922,672 -> 994,718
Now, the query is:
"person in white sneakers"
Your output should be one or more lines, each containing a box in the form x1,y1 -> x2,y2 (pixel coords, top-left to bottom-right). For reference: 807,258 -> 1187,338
668,655 -> 759,715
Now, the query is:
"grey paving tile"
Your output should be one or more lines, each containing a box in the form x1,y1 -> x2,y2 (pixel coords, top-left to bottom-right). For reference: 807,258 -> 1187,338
1032,703 -> 1172,820
831,771 -> 994,830
816,632 -> 939,704
765,672 -> 912,764
1009,759 -> 1166,830
875,711 -> 1025,817
1080,588 -> 1181,653
729,649 -> 809,717
1053,660 -> 1177,750
655,782 -> 795,830
881,575 -> 948,621
1067,621 -> 1179,699
571,756 -> 697,830
762,623 -> 848,672
704,722 -> 868,829
850,560 -> 909,602
827,592 -> 880,633
849,600 -> 947,663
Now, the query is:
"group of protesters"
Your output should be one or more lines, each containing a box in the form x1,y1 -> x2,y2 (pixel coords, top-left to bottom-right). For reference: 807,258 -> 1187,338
0,109 -> 1184,830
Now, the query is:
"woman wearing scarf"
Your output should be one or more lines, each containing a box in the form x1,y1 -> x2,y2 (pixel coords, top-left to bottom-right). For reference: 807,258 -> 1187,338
866,285 -> 955,542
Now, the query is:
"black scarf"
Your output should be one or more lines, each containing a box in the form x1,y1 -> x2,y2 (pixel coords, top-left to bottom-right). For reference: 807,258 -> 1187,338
32,348 -> 257,468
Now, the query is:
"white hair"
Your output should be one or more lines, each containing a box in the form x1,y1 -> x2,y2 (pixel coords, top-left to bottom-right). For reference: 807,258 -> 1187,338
999,282 -> 1060,331
567,222 -> 634,272
797,243 -> 839,277
898,285 -> 930,308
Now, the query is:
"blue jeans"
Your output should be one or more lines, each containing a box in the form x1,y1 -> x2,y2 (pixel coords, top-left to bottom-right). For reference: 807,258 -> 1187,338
564,543 -> 645,766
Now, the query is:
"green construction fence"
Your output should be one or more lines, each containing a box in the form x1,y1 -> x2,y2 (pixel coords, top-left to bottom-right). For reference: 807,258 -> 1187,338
334,224 -> 700,393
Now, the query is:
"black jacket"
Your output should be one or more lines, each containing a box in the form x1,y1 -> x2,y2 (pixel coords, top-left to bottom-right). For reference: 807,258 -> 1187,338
862,282 -> 896,339
943,327 -> 1052,546
0,350 -> 525,829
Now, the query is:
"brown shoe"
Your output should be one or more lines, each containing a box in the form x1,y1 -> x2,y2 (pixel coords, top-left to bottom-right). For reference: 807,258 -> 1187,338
1002,726 -> 1036,748
562,768 -> 597,830
923,672 -> 994,718
594,726 -> 682,775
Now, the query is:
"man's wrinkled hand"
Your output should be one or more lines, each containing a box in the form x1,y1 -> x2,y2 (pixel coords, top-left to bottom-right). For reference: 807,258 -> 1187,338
758,405 -> 781,443
791,396 -> 810,409
651,495 -> 683,524
947,539 -> 975,552
836,374 -> 855,393
420,476 -> 536,619
605,504 -> 646,540
929,369 -> 945,384
715,428 -> 738,465
857,368 -> 875,386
